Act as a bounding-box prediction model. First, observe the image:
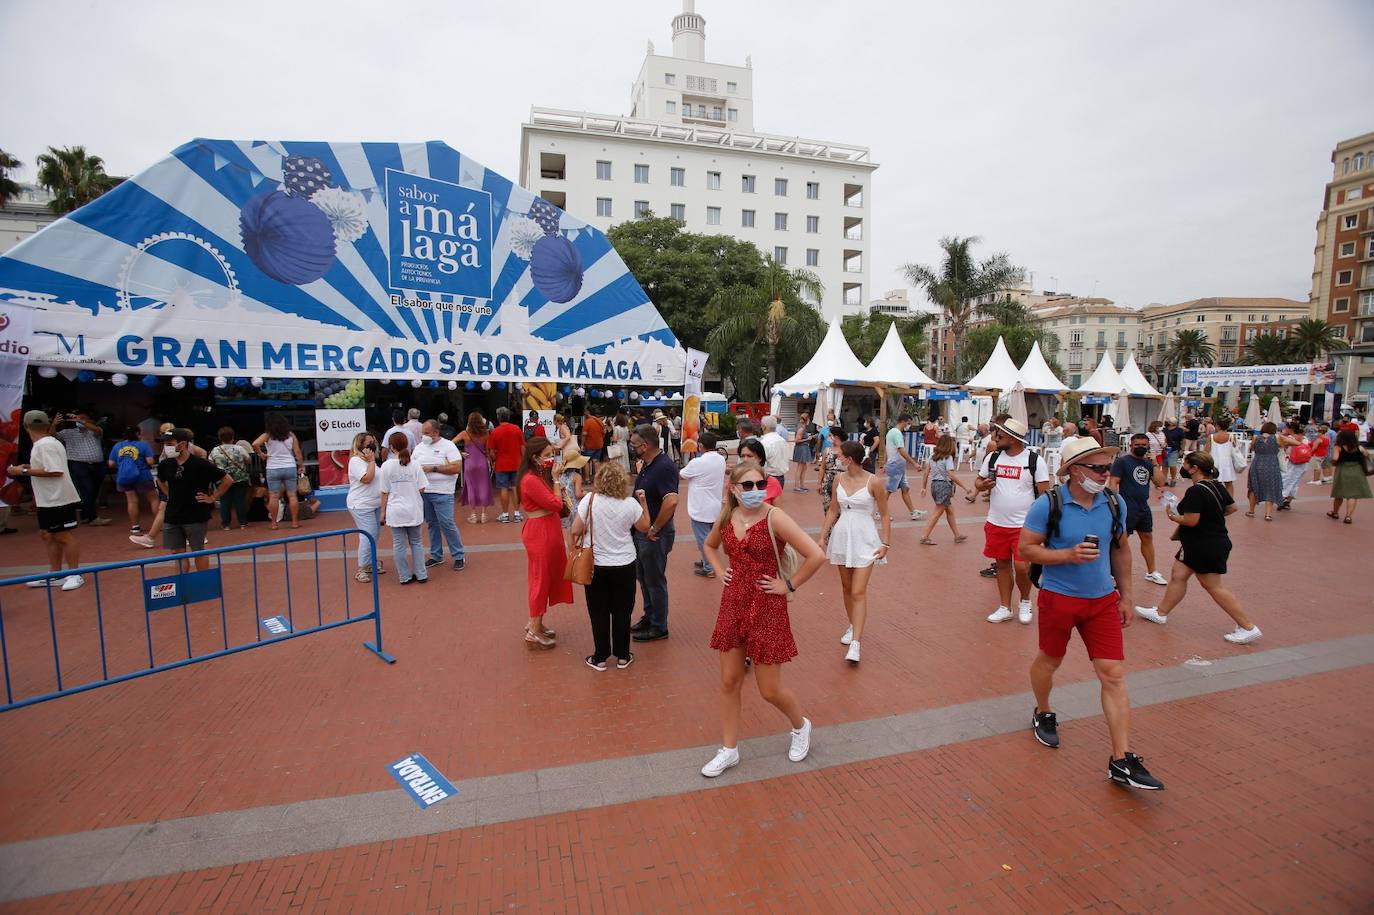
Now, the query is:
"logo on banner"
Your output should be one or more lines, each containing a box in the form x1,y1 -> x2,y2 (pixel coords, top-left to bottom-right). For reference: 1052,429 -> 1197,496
0,313 -> 9,330
150,582 -> 177,600
314,409 -> 366,450
386,169 -> 492,300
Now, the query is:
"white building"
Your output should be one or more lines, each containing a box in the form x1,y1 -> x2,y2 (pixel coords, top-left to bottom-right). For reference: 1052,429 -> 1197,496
0,184 -> 57,255
519,2 -> 876,319
869,288 -> 939,319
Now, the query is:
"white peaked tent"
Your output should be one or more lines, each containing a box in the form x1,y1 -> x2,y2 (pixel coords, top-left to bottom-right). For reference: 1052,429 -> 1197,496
1017,342 -> 1068,393
1077,352 -> 1125,394
1118,353 -> 1164,426
861,323 -> 941,387
964,337 -> 1022,391
771,315 -> 869,420
1119,354 -> 1162,397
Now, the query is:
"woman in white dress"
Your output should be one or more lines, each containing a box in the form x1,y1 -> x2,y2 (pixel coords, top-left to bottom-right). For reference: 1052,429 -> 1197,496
817,441 -> 891,664
1209,417 -> 1237,495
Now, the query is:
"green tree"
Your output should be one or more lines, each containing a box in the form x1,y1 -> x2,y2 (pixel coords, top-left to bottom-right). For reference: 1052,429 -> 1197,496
960,322 -> 1064,382
35,145 -> 121,214
705,259 -> 825,399
902,236 -> 1023,380
1160,329 -> 1217,389
1242,332 -> 1293,366
840,310 -> 931,365
1286,317 -> 1342,363
0,149 -> 21,209
607,215 -> 768,352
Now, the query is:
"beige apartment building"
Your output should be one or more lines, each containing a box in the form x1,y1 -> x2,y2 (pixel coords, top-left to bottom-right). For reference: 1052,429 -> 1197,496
1033,298 -> 1142,390
1309,130 -> 1374,410
1139,297 -> 1308,396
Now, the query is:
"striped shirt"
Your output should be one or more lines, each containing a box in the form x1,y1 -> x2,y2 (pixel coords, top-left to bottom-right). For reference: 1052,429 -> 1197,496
56,425 -> 105,462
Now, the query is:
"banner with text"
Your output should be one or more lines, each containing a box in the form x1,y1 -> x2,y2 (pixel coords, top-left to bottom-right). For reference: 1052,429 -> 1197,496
0,139 -> 682,385
1179,363 -> 1314,388
682,348 -> 707,449
314,409 -> 367,451
0,301 -> 34,505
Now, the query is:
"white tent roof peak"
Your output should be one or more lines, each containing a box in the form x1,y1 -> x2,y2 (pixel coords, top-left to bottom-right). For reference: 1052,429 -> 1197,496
964,337 -> 1022,391
1076,352 -> 1124,394
1119,353 -> 1162,397
860,323 -> 941,387
1017,341 -> 1067,393
772,315 -> 869,394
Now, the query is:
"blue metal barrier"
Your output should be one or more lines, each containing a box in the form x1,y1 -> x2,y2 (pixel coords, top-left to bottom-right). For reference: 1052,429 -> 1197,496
0,528 -> 393,712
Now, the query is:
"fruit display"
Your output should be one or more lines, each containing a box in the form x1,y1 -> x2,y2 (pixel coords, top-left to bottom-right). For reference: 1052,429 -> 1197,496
523,382 -> 557,412
317,378 -> 365,409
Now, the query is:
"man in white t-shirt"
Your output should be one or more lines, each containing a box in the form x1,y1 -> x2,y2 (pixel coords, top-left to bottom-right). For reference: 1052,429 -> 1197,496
975,417 -> 1050,625
6,411 -> 85,591
413,420 -> 466,571
758,416 -> 790,499
680,431 -> 727,578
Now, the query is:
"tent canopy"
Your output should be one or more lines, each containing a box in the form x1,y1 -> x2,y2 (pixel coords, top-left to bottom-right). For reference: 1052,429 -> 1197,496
1017,341 -> 1067,393
857,323 -> 941,387
963,337 -> 1022,391
1118,353 -> 1162,397
1076,352 -> 1125,394
772,316 -> 868,394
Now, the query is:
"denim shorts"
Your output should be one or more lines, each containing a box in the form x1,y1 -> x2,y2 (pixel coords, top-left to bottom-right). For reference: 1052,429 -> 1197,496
265,466 -> 297,494
493,470 -> 517,490
884,461 -> 908,492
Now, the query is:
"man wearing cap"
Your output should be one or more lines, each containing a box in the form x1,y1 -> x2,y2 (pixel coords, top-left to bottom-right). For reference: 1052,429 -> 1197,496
7,411 -> 86,590
1019,436 -> 1163,790
157,429 -> 233,570
976,417 -> 1050,624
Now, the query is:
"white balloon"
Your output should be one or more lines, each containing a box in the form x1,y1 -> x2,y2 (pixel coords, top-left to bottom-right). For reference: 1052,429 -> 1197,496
411,379 -> 422,388
630,391 -> 639,400
447,380 -> 458,390
251,376 -> 264,387
111,372 -> 129,387
213,376 -> 228,389
37,366 -> 58,379
481,381 -> 492,390
171,376 -> 187,389
515,382 -> 523,391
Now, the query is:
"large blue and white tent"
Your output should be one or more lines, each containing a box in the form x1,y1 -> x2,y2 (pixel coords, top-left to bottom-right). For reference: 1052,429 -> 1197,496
0,139 -> 683,385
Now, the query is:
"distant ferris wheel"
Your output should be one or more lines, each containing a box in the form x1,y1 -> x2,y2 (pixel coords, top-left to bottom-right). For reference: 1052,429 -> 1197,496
117,231 -> 241,311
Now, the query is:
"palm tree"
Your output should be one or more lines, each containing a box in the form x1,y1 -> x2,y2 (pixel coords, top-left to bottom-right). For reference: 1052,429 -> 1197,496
1242,332 -> 1293,366
840,310 -> 931,364
1160,329 -> 1217,389
35,145 -> 119,214
902,236 -> 1022,380
0,149 -> 21,209
706,260 -> 825,399
1286,317 -> 1342,362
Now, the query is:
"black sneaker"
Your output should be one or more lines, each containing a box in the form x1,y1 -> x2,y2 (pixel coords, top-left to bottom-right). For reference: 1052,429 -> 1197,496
979,563 -> 998,579
424,557 -> 443,568
632,628 -> 669,642
1108,753 -> 1164,790
616,653 -> 635,669
629,617 -> 650,633
585,655 -> 608,671
1032,708 -> 1059,748
452,558 -> 465,571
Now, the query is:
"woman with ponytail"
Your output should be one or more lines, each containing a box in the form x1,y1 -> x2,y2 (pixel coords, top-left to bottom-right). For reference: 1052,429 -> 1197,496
379,431 -> 428,585
518,437 -> 572,648
1134,451 -> 1261,644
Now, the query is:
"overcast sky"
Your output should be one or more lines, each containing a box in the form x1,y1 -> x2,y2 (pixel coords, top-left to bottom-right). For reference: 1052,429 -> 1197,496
4,0 -> 1371,310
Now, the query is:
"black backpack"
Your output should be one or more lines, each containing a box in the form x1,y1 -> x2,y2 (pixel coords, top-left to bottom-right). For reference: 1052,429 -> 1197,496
984,448 -> 1039,480
1028,485 -> 1122,589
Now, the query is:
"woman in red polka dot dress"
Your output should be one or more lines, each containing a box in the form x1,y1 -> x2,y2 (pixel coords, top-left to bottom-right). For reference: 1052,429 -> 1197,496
699,459 -> 826,779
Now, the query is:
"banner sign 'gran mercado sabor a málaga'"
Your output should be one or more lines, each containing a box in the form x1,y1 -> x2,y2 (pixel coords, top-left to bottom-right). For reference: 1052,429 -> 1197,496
0,139 -> 684,385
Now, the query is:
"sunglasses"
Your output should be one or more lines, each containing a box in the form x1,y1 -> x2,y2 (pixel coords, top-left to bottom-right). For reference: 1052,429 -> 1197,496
735,479 -> 767,491
1076,463 -> 1113,474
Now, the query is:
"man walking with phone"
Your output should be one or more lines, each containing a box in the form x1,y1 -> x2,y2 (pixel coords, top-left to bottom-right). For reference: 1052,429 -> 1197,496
1019,437 -> 1163,790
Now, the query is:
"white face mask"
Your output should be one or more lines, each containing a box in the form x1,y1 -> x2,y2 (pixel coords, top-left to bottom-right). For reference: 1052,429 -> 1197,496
1079,476 -> 1106,495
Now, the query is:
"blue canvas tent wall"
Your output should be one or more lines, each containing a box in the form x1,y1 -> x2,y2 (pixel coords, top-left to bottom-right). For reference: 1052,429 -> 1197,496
0,139 -> 683,385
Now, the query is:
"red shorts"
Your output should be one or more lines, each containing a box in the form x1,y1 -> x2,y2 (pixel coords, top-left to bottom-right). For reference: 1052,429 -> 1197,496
983,523 -> 1023,562
1037,589 -> 1124,661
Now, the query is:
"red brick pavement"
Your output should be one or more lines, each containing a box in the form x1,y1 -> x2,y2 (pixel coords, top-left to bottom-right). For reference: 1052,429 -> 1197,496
0,483 -> 1369,843
5,666 -> 1369,913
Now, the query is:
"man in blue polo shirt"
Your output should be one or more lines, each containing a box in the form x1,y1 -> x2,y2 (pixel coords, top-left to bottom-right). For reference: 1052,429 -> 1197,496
1019,437 -> 1164,791
629,423 -> 679,642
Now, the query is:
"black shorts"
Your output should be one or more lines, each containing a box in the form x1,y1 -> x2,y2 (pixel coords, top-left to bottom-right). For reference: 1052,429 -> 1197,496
1125,509 -> 1153,535
37,502 -> 80,534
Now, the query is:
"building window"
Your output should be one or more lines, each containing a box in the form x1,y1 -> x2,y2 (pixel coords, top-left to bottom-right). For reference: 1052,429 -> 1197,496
670,167 -> 685,187
1356,152 -> 1366,170
774,212 -> 788,231
670,203 -> 685,222
806,248 -> 819,267
1360,291 -> 1374,315
1070,330 -> 1083,344
726,81 -> 737,94
774,178 -> 788,196
634,164 -> 649,184
1368,238 -> 1374,258
707,171 -> 721,190
806,181 -> 819,200
595,160 -> 612,180
806,215 -> 819,233
682,104 -> 693,117
1344,214 -> 1359,229
1343,158 -> 1351,174
1070,374 -> 1082,388
1117,331 -> 1126,343
774,246 -> 788,264
1196,315 -> 1205,323
1333,297 -> 1350,312
1350,186 -> 1365,201
741,209 -> 755,227
727,109 -> 737,122
712,106 -> 722,120
634,200 -> 650,218
742,174 -> 755,193
666,101 -> 676,114
1338,270 -> 1353,285
596,198 -> 612,217
1097,331 -> 1106,344
665,73 -> 675,85
706,206 -> 720,225
1224,314 -> 1232,321
1262,314 -> 1269,322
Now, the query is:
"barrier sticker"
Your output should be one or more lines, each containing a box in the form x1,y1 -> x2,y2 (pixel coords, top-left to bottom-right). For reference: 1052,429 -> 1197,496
389,753 -> 457,809
260,616 -> 293,635
143,568 -> 222,613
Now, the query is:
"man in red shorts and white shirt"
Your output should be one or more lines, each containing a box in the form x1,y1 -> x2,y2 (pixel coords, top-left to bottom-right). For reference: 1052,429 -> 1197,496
1019,436 -> 1163,790
975,417 -> 1049,624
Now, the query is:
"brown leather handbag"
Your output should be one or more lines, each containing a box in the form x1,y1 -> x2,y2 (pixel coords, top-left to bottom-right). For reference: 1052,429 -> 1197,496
563,493 -> 595,585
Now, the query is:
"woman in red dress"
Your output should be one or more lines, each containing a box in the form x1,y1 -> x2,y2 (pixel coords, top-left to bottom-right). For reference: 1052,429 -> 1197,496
700,459 -> 826,778
518,438 -> 572,649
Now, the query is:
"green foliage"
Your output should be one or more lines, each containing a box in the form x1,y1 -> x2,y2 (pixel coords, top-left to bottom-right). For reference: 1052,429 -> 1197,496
0,149 -> 20,209
712,411 -> 737,439
840,311 -> 931,364
1287,317 -> 1342,362
704,259 -> 826,399
36,146 -> 122,214
902,236 -> 1023,379
608,215 -> 768,352
960,322 -> 1055,381
1243,332 -> 1292,366
1161,329 -> 1217,372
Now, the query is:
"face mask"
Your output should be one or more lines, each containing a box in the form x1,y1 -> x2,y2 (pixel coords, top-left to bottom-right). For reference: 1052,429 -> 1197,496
738,488 -> 766,508
1079,476 -> 1106,494
426,435 -> 438,444
541,457 -> 556,469
1132,446 -> 1148,458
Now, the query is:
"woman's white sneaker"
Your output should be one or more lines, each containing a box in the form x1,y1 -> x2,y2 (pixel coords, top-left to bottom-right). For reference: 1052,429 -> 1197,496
1223,626 -> 1262,645
1134,606 -> 1167,625
840,625 -> 854,645
986,606 -> 1014,623
845,641 -> 860,663
788,718 -> 812,762
1144,571 -> 1169,586
701,746 -> 740,777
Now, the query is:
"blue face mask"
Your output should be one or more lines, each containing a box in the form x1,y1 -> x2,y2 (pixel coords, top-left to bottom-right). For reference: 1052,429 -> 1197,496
738,489 -> 766,509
